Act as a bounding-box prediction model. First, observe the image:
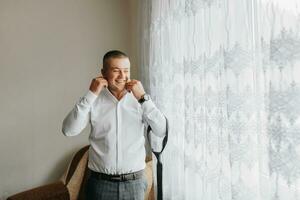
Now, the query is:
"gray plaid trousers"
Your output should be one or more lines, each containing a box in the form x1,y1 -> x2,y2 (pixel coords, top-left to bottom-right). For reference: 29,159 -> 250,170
85,175 -> 148,200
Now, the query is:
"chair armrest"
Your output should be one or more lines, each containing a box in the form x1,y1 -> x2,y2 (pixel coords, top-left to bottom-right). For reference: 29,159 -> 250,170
145,160 -> 154,200
7,181 -> 69,200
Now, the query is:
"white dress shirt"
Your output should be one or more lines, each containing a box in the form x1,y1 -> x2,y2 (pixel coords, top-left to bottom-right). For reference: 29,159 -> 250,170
62,88 -> 166,175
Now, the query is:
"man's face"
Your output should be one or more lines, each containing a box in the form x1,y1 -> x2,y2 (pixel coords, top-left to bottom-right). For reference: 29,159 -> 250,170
103,57 -> 130,93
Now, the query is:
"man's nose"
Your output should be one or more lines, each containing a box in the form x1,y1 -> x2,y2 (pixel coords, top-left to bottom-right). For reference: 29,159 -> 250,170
119,71 -> 126,79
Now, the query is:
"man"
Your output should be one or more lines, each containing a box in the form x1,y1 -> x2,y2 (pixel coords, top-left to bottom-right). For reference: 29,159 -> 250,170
62,50 -> 167,200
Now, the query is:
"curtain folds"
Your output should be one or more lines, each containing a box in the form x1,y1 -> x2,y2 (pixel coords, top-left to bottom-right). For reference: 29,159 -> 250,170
139,0 -> 300,199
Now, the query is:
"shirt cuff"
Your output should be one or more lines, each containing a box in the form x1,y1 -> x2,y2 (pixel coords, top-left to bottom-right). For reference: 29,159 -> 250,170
84,90 -> 98,105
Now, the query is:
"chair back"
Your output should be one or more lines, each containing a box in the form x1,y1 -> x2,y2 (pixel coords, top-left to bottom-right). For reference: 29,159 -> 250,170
60,146 -> 154,200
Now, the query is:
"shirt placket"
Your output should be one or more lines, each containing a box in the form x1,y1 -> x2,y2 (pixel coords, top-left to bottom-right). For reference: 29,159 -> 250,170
116,101 -> 122,172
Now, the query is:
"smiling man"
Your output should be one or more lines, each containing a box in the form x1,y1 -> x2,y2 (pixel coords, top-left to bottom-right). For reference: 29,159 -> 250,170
62,50 -> 167,200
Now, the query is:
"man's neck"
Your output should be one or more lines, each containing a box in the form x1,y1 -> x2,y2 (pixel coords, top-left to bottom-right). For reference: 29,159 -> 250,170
108,87 -> 127,100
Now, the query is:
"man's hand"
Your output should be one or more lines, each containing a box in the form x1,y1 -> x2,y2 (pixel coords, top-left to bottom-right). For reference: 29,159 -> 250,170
125,79 -> 145,100
89,76 -> 108,96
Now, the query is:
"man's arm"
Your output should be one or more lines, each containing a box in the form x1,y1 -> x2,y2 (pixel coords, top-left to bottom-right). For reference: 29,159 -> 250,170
141,100 -> 167,137
62,76 -> 108,136
62,91 -> 97,136
126,80 -> 167,137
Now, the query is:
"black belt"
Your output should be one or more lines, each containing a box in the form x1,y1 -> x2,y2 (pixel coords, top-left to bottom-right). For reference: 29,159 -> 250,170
90,170 -> 144,182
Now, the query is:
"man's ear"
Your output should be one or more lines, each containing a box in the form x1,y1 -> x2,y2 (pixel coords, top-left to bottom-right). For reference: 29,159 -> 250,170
101,68 -> 106,78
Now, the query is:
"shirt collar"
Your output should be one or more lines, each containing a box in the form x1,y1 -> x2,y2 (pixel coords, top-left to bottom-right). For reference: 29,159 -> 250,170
104,87 -> 129,103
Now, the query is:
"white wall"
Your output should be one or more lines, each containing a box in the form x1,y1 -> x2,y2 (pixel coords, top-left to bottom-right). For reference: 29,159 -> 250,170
0,0 -> 138,199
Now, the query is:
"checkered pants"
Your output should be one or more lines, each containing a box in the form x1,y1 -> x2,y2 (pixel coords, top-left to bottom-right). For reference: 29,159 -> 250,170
85,174 -> 148,200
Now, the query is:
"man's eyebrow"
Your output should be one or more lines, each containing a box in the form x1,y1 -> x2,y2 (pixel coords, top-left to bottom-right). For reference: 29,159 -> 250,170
110,67 -> 130,70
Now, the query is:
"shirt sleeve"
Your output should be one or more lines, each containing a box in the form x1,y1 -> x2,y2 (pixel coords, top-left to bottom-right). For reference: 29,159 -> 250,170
62,90 -> 97,136
141,99 -> 167,138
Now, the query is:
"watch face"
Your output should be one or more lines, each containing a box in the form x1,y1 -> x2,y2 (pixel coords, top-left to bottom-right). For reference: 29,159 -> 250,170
144,94 -> 150,100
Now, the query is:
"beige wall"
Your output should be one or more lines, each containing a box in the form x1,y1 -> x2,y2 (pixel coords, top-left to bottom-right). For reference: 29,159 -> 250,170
0,0 -> 138,199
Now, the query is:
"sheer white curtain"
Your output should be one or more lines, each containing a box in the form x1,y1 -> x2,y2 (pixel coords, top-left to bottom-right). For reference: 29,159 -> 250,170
138,0 -> 300,199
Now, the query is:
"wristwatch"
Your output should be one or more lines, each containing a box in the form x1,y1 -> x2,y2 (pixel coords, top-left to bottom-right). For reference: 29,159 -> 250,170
138,93 -> 150,104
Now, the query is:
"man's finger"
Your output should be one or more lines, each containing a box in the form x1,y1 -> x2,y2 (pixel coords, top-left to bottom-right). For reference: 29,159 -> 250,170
126,80 -> 137,85
125,85 -> 132,90
127,80 -> 135,84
